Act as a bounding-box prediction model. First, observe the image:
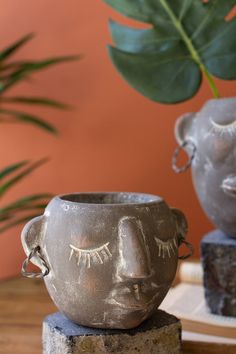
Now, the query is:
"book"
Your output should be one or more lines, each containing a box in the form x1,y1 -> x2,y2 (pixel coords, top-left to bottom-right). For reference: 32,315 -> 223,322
178,260 -> 203,285
160,261 -> 236,342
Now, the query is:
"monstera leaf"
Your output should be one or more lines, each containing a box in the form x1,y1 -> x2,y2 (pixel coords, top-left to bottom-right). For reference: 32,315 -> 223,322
104,0 -> 236,103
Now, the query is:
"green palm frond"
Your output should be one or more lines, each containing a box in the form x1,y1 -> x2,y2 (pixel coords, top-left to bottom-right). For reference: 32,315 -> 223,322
0,33 -> 80,234
0,33 -> 80,133
0,160 -> 52,233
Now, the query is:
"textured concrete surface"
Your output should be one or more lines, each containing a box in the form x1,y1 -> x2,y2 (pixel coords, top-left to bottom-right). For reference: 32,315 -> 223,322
42,310 -> 182,353
23,192 -> 185,329
201,230 -> 236,316
175,98 -> 236,237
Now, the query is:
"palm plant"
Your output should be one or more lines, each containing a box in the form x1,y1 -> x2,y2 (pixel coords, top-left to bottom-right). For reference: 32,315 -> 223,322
0,34 -> 79,233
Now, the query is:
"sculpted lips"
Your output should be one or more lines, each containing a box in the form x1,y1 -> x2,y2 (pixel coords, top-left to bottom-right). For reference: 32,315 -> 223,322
222,176 -> 236,197
106,282 -> 161,310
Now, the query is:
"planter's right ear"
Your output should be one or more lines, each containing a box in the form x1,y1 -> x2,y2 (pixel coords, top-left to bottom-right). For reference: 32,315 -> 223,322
175,112 -> 196,146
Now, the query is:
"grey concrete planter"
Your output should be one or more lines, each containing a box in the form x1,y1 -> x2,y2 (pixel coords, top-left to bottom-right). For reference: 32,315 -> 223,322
175,97 -> 236,237
21,192 -> 190,329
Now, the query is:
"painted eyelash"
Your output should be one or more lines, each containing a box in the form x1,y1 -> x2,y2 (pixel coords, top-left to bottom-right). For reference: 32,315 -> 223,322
154,236 -> 178,258
69,242 -> 112,269
210,118 -> 236,137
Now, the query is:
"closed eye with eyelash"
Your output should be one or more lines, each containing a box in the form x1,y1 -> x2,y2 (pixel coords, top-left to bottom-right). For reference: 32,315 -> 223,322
210,118 -> 236,137
69,242 -> 112,269
154,236 -> 178,258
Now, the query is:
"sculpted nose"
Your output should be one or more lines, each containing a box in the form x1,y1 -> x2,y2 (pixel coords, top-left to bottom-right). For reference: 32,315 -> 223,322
117,217 -> 151,279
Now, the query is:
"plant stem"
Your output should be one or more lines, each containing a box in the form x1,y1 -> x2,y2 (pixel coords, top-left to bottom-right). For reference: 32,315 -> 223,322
159,0 -> 220,98
200,66 -> 220,98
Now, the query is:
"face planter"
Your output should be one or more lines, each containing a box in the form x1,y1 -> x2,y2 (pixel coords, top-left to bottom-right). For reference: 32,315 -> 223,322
21,192 -> 191,329
174,98 -> 236,237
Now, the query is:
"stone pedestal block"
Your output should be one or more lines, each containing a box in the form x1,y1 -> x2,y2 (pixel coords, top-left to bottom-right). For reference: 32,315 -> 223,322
201,230 -> 236,316
42,310 -> 181,354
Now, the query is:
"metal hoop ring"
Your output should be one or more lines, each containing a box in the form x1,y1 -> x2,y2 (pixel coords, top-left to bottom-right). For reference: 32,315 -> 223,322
172,140 -> 196,174
178,238 -> 194,260
21,246 -> 50,278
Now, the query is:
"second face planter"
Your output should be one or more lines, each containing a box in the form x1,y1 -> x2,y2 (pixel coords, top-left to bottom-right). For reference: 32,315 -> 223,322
21,192 -> 191,329
174,98 -> 236,237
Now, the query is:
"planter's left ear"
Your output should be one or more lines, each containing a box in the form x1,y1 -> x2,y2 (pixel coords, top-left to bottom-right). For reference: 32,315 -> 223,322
175,112 -> 196,146
173,112 -> 197,173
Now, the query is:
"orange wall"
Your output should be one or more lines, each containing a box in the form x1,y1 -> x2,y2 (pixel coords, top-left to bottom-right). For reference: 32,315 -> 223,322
0,1 -> 235,279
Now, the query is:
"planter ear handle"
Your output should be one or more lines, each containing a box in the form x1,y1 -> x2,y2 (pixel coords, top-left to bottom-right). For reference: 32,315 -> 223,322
21,245 -> 49,278
178,237 -> 194,260
172,140 -> 196,173
21,215 -> 50,278
171,208 -> 194,260
173,112 -> 197,173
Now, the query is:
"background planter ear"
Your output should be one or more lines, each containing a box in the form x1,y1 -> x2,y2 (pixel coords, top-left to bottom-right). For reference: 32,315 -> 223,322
175,112 -> 196,147
173,113 -> 197,173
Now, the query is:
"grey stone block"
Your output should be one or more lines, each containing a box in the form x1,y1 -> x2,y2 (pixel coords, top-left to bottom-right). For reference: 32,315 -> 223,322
42,310 -> 181,354
201,230 -> 236,316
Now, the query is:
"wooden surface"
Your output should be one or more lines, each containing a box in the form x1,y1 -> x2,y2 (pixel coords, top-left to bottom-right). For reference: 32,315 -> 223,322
0,277 -> 235,354
0,277 -> 56,354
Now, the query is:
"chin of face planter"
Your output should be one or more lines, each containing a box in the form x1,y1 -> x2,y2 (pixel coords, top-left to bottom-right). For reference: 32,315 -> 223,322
173,97 -> 236,237
21,192 -> 192,329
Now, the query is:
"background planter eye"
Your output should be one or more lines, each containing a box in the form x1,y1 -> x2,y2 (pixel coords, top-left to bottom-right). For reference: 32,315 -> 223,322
210,119 -> 236,137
